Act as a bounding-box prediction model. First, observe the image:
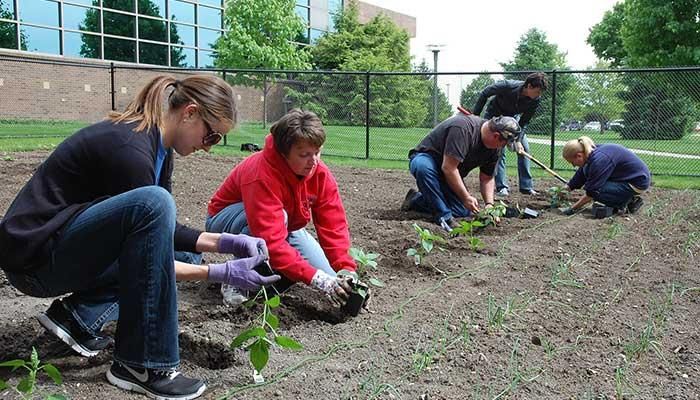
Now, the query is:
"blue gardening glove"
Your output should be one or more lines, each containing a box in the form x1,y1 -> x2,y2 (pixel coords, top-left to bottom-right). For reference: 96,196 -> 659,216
208,255 -> 280,291
218,233 -> 268,258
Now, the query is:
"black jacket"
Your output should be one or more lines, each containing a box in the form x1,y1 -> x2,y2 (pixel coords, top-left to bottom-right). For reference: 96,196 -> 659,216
0,119 -> 201,273
472,80 -> 540,129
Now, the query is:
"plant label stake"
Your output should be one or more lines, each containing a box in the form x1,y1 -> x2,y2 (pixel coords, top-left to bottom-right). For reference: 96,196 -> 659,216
253,369 -> 265,384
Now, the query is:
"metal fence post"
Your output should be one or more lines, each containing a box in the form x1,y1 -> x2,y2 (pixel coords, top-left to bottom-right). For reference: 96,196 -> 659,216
110,62 -> 115,111
549,70 -> 557,169
222,70 -> 227,146
365,71 -> 370,159
263,73 -> 268,129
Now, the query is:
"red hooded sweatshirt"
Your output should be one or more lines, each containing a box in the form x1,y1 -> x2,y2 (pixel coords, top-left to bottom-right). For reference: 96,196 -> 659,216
208,135 -> 356,284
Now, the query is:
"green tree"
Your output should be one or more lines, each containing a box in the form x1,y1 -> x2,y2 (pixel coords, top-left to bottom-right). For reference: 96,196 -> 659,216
286,1 -> 429,128
499,28 -> 573,134
587,1 -> 698,139
0,0 -> 26,50
215,0 -> 311,75
460,74 -> 495,110
576,61 -> 626,133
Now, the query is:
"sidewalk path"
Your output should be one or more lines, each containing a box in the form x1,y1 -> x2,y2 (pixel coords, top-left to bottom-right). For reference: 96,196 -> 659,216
529,137 -> 700,160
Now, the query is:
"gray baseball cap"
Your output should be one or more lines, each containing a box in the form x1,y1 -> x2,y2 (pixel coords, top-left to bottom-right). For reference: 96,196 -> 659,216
489,116 -> 522,142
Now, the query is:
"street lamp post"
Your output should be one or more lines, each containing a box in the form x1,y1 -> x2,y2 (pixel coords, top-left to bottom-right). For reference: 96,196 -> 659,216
427,45 -> 445,127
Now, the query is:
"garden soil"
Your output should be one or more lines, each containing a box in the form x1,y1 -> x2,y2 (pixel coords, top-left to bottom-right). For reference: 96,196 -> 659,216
1,151 -> 699,400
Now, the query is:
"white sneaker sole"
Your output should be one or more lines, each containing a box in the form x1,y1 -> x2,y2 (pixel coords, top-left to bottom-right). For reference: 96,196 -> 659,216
36,313 -> 99,358
106,369 -> 206,400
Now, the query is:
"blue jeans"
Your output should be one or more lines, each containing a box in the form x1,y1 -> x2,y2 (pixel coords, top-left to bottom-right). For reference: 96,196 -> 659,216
495,133 -> 533,192
594,181 -> 637,209
6,186 -> 180,369
206,202 -> 336,291
408,152 -> 471,222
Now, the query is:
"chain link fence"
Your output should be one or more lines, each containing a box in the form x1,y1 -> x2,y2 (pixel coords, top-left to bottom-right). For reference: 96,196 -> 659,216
1,53 -> 699,176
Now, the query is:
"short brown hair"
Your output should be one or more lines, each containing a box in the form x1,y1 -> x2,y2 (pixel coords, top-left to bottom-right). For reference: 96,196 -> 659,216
524,72 -> 547,91
270,109 -> 326,156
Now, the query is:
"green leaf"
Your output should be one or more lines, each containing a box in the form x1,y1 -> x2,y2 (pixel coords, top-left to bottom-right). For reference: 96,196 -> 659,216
230,327 -> 266,349
274,335 -> 303,350
43,363 -> 62,385
406,248 -> 417,256
368,277 -> 385,287
17,377 -> 33,394
0,379 -> 8,392
0,359 -> 26,369
30,347 -> 39,368
250,340 -> 270,372
265,312 -> 279,330
46,394 -> 68,400
265,296 -> 281,308
422,240 -> 433,253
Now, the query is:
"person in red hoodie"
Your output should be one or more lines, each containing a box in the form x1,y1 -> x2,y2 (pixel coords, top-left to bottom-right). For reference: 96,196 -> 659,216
207,109 -> 357,305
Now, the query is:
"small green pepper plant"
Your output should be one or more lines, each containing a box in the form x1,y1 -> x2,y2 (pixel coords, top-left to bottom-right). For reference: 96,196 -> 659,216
476,202 -> 507,226
547,186 -> 570,208
230,288 -> 303,374
349,247 -> 384,287
450,220 -> 485,251
0,347 -> 66,400
407,223 -> 446,265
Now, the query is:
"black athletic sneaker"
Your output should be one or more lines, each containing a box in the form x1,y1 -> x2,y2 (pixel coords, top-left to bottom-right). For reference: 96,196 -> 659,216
107,361 -> 206,400
627,196 -> 644,214
36,299 -> 113,357
400,188 -> 420,211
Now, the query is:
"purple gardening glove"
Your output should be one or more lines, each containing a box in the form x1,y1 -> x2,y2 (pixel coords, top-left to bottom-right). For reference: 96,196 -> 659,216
218,233 -> 268,258
208,255 -> 281,291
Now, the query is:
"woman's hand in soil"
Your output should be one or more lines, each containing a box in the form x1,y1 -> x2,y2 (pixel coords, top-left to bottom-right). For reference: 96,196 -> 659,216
217,232 -> 269,258
207,255 -> 280,291
311,270 -> 350,306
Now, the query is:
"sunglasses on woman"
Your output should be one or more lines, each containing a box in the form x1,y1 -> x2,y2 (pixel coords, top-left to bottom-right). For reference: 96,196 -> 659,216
202,120 -> 224,146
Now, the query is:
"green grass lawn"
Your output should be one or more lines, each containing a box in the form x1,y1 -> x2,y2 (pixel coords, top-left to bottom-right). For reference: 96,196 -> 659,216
1,120 -> 699,189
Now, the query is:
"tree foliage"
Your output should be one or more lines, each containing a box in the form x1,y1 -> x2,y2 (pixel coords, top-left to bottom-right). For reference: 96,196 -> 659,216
500,28 -> 572,134
215,0 -> 311,75
563,61 -> 626,132
0,0 -> 26,51
460,74 -> 495,110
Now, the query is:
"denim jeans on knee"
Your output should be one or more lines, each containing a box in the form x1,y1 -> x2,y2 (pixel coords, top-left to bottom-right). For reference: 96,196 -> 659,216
8,186 -> 181,369
495,133 -> 533,192
206,203 -> 335,292
408,152 -> 470,222
594,181 -> 636,209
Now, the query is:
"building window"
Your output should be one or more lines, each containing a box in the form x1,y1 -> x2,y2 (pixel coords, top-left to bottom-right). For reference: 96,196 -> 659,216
0,21 -> 18,49
104,11 -> 135,38
1,0 -> 16,18
139,17 -> 167,42
103,0 -> 135,13
310,28 -> 323,43
198,26 -> 219,49
138,0 -> 165,18
170,22 -> 194,46
20,0 -> 59,26
64,31 -> 101,58
63,4 -> 100,33
198,49 -> 214,67
328,0 -> 342,14
170,0 -> 194,24
171,45 -> 194,67
104,36 -> 136,62
197,5 -> 221,29
139,41 -> 168,65
21,25 -> 60,54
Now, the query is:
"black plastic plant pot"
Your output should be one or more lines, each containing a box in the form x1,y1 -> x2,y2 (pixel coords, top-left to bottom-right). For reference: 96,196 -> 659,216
591,204 -> 613,219
522,208 -> 539,219
505,207 -> 520,218
342,281 -> 369,317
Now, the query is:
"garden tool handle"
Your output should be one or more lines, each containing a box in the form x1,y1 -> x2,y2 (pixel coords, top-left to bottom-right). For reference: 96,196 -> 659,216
457,106 -> 472,116
518,151 -> 568,184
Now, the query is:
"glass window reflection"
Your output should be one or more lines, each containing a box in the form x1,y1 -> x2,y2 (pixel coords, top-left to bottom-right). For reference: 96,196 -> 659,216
0,0 -> 15,19
21,25 -> 60,54
139,17 -> 167,42
20,0 -> 59,26
295,5 -> 308,25
104,36 -> 135,61
64,4 -> 100,33
0,21 -> 18,49
197,0 -> 220,6
310,28 -> 323,44
103,0 -> 134,13
197,27 -> 219,49
198,49 -> 214,68
170,45 -> 194,67
64,31 -> 100,58
197,5 -> 221,29
104,11 -> 135,37
139,41 -> 167,65
295,27 -> 309,44
169,0 -> 194,24
138,0 -> 165,18
169,22 -> 193,46
63,0 -> 99,6
328,0 -> 342,14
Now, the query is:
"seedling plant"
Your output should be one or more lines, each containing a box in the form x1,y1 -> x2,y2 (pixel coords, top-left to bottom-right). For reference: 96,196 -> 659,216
450,220 -> 485,251
231,287 -> 303,375
547,186 -> 570,208
476,202 -> 507,226
349,247 -> 384,287
406,223 -> 445,265
0,347 -> 66,400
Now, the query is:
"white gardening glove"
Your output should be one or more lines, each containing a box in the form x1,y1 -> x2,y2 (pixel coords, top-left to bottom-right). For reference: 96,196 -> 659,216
310,270 -> 350,306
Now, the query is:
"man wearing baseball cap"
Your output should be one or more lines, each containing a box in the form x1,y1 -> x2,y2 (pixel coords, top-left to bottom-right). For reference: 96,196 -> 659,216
401,112 -> 521,232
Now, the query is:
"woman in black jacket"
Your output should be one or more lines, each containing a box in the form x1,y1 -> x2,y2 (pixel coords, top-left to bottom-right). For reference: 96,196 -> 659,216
0,75 -> 279,400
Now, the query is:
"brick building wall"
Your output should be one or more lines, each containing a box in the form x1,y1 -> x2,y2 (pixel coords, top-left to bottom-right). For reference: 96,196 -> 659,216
0,51 -> 285,124
355,1 -> 416,38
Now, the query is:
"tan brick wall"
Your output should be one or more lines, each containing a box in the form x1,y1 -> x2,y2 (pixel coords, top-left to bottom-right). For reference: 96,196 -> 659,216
0,51 -> 285,124
354,1 -> 416,38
